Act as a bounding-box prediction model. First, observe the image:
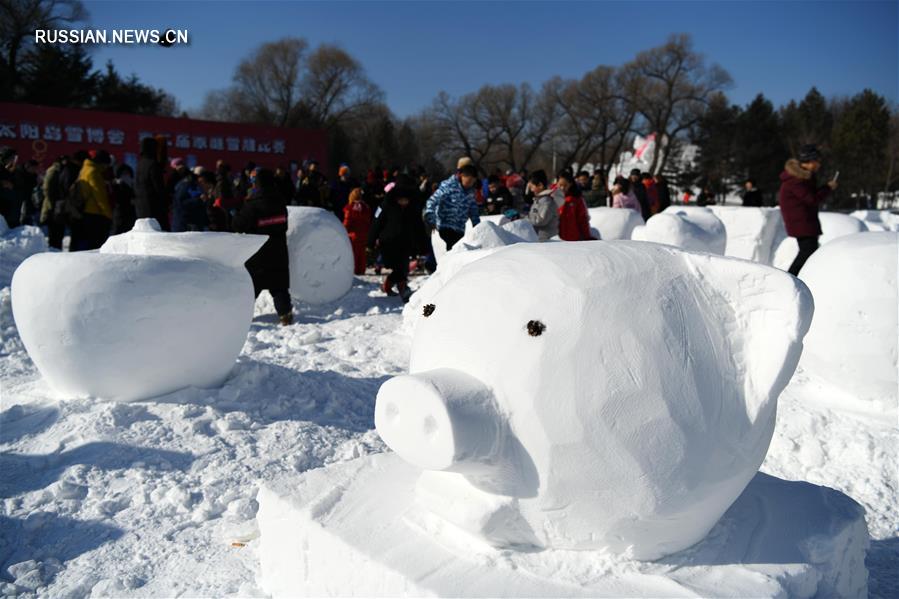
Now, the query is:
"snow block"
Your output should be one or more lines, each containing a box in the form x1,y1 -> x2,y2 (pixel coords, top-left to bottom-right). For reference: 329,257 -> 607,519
850,210 -> 899,232
772,212 -> 869,271
635,207 -> 726,254
384,242 -> 813,560
0,217 -> 48,288
256,452 -> 868,598
799,232 -> 898,411
705,206 -> 783,264
432,215 -> 511,263
11,223 -> 266,401
286,207 -> 354,304
588,207 -> 644,240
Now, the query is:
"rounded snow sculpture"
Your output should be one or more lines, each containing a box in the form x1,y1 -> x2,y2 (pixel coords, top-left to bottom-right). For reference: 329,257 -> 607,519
286,207 -> 354,304
376,242 -> 812,559
705,206 -> 783,264
11,223 -> 267,401
850,210 -> 899,232
588,207 -> 644,240
0,215 -> 48,288
772,212 -> 868,271
431,219 -> 534,263
800,232 -> 898,410
633,207 -> 726,254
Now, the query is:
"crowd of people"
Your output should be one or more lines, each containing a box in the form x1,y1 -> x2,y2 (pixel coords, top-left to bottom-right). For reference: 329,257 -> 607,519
0,139 -> 836,318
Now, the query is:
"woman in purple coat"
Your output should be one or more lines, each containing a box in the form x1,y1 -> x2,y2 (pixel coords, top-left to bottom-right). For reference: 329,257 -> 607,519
777,144 -> 838,276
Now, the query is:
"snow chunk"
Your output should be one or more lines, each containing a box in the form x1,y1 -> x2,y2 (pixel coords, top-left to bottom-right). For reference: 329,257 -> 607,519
705,206 -> 784,264
850,210 -> 899,232
12,225 -> 265,401
257,453 -> 868,598
432,214 -> 510,263
799,232 -> 898,412
0,217 -> 49,288
382,242 -> 812,559
632,206 -> 726,254
286,207 -> 354,305
588,207 -> 644,240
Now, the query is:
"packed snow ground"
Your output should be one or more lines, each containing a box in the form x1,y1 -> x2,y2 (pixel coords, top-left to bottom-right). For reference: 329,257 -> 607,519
1,272 -> 896,597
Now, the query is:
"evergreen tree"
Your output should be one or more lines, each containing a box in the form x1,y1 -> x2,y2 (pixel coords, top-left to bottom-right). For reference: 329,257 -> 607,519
831,89 -> 890,206
693,92 -> 739,194
734,93 -> 787,200
18,44 -> 96,108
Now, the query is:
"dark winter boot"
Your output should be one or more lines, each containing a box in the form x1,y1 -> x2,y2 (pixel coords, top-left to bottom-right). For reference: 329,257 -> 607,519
397,281 -> 412,304
382,277 -> 398,296
279,313 -> 294,326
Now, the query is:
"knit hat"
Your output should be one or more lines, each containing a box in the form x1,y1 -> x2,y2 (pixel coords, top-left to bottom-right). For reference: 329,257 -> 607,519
338,165 -> 350,177
193,166 -> 205,176
798,144 -> 821,163
457,156 -> 473,169
170,157 -> 184,169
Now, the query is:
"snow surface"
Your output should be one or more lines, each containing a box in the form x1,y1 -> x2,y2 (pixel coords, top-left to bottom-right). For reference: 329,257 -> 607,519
798,232 -> 898,412
587,207 -> 644,240
0,217 -> 48,289
431,214 -> 510,263
1,244 -> 896,596
383,242 -> 813,559
257,452 -> 868,598
633,207 -> 726,254
286,207 -> 354,304
772,211 -> 869,270
705,206 -> 783,264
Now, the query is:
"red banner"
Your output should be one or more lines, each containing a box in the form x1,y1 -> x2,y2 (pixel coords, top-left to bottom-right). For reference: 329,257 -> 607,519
0,102 -> 328,175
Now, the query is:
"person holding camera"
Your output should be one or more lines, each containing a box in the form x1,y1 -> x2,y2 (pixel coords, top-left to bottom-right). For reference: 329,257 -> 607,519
777,144 -> 838,276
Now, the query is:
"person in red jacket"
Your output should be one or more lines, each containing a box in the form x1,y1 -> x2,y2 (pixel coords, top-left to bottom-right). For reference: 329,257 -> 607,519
556,171 -> 595,241
343,187 -> 372,275
778,144 -> 838,276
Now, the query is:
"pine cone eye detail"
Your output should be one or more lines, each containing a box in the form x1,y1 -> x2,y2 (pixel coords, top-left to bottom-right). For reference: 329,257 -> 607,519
423,304 -> 436,317
527,320 -> 546,337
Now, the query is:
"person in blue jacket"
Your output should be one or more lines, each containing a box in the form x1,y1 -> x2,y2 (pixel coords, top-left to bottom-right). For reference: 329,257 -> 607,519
424,163 -> 480,251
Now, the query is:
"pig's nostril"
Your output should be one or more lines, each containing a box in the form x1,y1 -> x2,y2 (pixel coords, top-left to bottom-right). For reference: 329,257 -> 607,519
423,415 -> 438,438
384,402 -> 399,422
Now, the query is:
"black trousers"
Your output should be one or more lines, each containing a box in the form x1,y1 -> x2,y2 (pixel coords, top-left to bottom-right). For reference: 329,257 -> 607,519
70,214 -> 110,251
788,236 -> 819,276
256,287 -> 292,317
382,248 -> 409,287
47,217 -> 67,250
439,227 -> 464,251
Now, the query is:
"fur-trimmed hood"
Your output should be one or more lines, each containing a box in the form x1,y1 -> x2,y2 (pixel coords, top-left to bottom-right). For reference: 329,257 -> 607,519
782,159 -> 812,181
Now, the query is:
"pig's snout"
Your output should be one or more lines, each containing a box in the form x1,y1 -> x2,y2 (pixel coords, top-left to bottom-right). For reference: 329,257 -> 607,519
375,368 -> 503,473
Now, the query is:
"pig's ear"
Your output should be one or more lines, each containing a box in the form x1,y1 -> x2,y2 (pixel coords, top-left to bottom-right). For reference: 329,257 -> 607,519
683,253 -> 814,423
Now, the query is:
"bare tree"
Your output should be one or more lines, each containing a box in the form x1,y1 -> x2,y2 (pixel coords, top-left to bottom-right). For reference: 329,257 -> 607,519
623,33 -> 732,173
300,44 -> 384,127
233,37 -> 307,126
0,0 -> 87,97
549,65 -> 635,179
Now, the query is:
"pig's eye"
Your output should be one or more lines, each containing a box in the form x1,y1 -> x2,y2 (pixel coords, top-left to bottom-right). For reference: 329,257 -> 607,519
423,304 -> 436,317
527,320 -> 546,337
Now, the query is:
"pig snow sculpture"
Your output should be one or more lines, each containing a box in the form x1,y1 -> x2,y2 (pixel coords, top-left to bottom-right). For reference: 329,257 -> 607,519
375,241 -> 813,560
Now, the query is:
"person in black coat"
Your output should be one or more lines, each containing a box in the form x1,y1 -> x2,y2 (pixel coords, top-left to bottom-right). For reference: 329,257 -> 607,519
628,168 -> 651,220
135,137 -> 169,230
368,184 -> 426,303
654,173 -> 671,212
742,179 -> 763,207
231,167 -> 293,325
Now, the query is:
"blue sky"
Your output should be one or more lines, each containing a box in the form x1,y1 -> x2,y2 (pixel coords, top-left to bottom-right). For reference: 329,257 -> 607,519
84,1 -> 897,117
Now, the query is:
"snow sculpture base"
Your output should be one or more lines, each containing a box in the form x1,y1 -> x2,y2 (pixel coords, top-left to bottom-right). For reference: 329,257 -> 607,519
588,207 -> 644,240
705,206 -> 783,264
257,452 -> 868,598
286,207 -> 354,304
